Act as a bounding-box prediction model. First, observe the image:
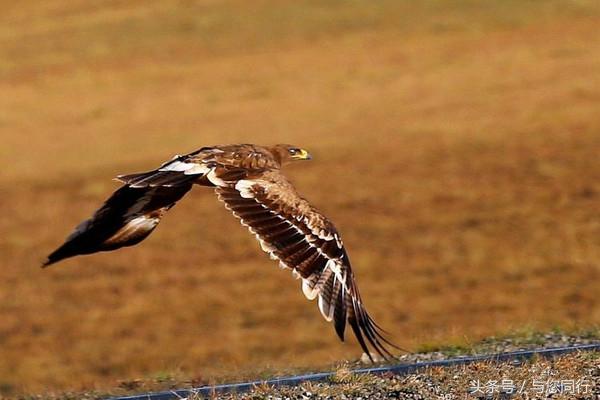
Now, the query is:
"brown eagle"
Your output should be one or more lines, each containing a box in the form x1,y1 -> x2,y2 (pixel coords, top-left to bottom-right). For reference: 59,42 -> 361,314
44,144 -> 399,360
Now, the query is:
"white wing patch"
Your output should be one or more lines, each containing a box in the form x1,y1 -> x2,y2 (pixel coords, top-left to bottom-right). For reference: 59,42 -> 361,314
235,180 -> 257,198
104,215 -> 160,245
159,160 -> 210,175
302,278 -> 319,300
317,260 -> 350,321
124,215 -> 160,230
159,160 -> 197,172
207,169 -> 226,186
184,164 -> 210,175
318,295 -> 333,321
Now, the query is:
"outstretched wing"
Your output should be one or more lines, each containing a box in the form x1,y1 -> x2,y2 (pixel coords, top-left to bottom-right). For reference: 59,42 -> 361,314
42,146 -> 264,267
215,170 -> 399,360
43,169 -> 200,267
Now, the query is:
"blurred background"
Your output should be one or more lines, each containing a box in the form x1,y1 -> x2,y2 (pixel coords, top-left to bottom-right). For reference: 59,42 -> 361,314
2,0 -> 600,396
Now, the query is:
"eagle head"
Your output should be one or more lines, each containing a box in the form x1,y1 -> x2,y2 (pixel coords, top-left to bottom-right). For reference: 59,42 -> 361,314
270,144 -> 312,165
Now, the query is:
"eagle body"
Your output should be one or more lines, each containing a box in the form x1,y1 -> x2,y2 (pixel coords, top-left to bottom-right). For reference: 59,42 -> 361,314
45,144 -> 398,360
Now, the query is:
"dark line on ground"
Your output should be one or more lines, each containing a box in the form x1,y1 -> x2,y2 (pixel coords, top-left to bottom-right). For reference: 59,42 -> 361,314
108,342 -> 600,400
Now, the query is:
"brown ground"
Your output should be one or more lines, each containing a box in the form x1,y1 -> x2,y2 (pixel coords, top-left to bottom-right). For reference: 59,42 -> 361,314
1,0 -> 600,396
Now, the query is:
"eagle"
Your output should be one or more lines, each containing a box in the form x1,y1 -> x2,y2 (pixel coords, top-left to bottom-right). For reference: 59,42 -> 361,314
44,144 -> 399,361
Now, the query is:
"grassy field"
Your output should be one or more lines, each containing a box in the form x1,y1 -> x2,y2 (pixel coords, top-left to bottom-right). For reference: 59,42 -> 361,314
222,349 -> 600,400
2,0 -> 600,396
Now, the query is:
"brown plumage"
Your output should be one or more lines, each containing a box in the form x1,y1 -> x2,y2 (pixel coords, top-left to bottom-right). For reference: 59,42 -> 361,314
44,144 -> 400,361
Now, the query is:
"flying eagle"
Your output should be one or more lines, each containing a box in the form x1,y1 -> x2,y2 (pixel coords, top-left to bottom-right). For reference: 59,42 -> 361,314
44,144 -> 399,360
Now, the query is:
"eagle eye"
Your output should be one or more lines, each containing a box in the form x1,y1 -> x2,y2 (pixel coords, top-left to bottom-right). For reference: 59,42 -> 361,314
288,148 -> 298,155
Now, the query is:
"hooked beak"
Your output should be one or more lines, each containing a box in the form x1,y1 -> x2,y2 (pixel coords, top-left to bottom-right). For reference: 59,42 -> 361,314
293,149 -> 312,160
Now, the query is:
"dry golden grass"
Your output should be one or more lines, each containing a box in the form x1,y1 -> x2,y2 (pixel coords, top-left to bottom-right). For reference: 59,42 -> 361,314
222,351 -> 600,399
1,0 -> 600,396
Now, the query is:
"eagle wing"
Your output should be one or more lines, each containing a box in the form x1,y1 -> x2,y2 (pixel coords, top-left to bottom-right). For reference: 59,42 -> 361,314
42,149 -> 221,267
214,170 -> 398,360
43,145 -> 276,266
43,178 -> 194,267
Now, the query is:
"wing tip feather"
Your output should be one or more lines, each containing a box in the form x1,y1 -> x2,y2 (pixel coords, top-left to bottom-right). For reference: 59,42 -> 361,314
41,258 -> 53,268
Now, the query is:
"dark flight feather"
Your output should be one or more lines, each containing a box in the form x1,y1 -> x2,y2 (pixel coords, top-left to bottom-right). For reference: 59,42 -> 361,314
43,173 -> 195,267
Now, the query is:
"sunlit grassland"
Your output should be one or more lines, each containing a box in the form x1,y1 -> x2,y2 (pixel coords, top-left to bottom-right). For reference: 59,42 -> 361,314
1,0 -> 600,396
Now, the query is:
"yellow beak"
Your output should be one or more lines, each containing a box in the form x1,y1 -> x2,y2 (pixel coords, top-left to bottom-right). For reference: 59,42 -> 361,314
293,149 -> 312,160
